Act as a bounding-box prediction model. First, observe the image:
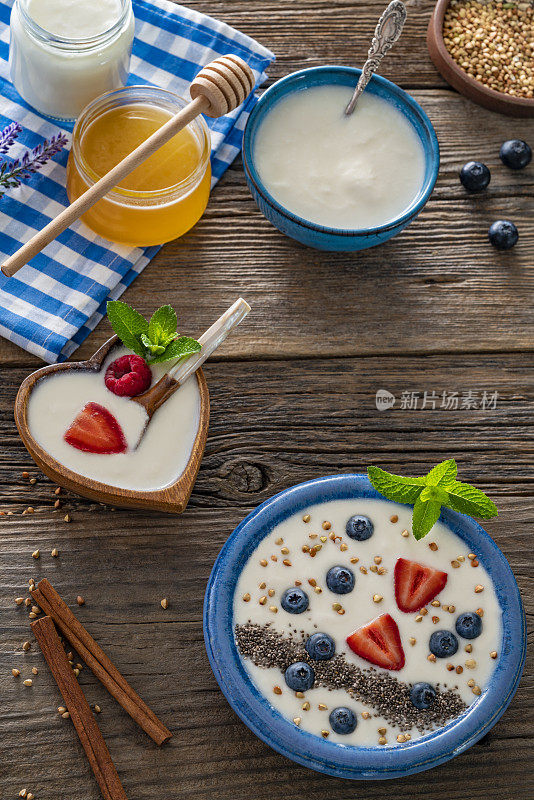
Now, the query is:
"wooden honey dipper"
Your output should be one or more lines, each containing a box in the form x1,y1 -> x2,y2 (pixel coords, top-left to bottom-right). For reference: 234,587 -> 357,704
1,55 -> 255,278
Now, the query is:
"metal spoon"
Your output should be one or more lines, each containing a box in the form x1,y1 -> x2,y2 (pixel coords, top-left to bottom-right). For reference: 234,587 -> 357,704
345,1 -> 407,116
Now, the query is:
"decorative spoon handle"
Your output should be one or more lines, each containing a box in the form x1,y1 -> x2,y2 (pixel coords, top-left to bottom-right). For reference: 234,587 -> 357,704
169,297 -> 251,384
345,1 -> 407,116
130,298 -> 250,424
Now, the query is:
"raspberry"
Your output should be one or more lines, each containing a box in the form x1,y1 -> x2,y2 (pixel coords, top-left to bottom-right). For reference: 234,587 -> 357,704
105,355 -> 152,397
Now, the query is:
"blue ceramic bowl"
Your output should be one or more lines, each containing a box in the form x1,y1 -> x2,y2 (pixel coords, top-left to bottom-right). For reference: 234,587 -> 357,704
204,474 -> 526,780
243,67 -> 440,251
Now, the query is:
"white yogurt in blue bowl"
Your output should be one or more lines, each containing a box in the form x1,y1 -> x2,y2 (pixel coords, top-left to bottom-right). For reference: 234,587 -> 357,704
243,68 -> 440,251
253,85 -> 426,231
204,475 -> 525,779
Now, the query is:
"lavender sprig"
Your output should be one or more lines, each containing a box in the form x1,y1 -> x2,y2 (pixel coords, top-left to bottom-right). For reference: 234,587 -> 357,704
0,122 -> 22,154
0,132 -> 68,198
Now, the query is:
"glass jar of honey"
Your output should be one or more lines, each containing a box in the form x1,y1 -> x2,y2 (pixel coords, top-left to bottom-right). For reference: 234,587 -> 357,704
66,86 -> 212,247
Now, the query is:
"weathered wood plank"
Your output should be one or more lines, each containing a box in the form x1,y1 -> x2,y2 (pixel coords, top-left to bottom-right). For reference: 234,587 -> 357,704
1,88 -> 532,368
1,352 -> 533,508
0,0 -> 532,796
186,0 -> 449,88
1,354 -> 531,797
1,502 -> 531,800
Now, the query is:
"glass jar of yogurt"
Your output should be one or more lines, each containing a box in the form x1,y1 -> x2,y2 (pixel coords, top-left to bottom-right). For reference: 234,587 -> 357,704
9,0 -> 135,121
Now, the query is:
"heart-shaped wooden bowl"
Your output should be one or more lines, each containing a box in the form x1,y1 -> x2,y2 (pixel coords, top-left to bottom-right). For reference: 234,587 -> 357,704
14,336 -> 210,514
427,0 -> 534,118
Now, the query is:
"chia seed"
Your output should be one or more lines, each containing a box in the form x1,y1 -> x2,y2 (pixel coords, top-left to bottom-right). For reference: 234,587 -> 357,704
235,622 -> 467,733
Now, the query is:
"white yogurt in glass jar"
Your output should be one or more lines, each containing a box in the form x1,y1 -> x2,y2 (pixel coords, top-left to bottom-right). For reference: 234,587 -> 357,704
9,0 -> 134,120
253,85 -> 426,230
26,347 -> 201,491
234,498 -> 501,747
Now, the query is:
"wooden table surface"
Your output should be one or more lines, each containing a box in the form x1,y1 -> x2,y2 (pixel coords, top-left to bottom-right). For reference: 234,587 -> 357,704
1,1 -> 533,798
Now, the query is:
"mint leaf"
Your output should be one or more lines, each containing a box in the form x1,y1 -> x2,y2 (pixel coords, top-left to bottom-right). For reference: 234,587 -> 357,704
106,301 -> 201,365
367,466 -> 426,504
420,484 -> 450,505
140,333 -> 166,356
426,459 -> 457,486
148,305 -> 177,345
368,459 -> 498,541
161,332 -> 179,347
107,300 -> 148,357
444,480 -> 498,519
149,336 -> 201,364
412,495 -> 442,540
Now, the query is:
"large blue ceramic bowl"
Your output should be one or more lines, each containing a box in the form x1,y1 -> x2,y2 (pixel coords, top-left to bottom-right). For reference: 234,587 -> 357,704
204,474 -> 525,780
243,67 -> 440,251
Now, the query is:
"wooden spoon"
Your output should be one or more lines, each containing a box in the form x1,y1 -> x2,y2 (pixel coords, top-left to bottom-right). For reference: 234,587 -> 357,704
1,55 -> 256,277
131,297 -> 250,446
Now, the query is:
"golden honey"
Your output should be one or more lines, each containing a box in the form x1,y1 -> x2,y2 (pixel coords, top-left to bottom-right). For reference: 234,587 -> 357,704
67,86 -> 211,247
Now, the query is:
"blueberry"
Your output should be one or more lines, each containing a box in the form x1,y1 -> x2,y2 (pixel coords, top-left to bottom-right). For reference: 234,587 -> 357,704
489,219 -> 518,250
459,161 -> 491,192
305,632 -> 335,661
346,514 -> 374,541
410,682 -> 437,710
284,661 -> 315,692
455,611 -> 483,640
281,587 -> 309,614
499,139 -> 532,170
326,566 -> 355,595
429,630 -> 459,658
329,706 -> 357,735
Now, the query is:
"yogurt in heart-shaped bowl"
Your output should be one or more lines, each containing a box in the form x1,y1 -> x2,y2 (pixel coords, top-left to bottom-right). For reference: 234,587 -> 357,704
14,299 -> 250,513
15,335 -> 209,513
204,474 -> 525,779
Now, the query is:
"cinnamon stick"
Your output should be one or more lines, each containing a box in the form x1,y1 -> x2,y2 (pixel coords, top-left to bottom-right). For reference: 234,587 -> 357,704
31,579 -> 171,746
32,616 -> 128,800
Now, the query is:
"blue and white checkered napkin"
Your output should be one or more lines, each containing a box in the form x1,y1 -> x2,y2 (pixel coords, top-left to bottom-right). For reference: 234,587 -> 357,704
0,0 -> 274,362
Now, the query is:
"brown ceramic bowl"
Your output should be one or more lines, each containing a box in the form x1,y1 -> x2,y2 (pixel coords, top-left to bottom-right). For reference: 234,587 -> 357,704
427,0 -> 534,118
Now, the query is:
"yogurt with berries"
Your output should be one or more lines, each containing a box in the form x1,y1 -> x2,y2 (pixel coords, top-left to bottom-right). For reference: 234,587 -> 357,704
27,346 -> 200,491
234,498 -> 501,747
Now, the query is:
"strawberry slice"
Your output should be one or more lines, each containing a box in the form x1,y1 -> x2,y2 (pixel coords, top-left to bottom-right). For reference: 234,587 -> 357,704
64,402 -> 127,455
394,558 -> 448,613
346,613 -> 405,671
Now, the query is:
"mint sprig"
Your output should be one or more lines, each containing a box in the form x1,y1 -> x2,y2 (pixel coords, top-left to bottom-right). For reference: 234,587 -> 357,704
367,459 -> 497,540
106,300 -> 201,365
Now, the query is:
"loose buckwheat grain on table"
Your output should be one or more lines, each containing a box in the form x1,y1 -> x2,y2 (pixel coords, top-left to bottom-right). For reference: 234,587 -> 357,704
443,0 -> 534,98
